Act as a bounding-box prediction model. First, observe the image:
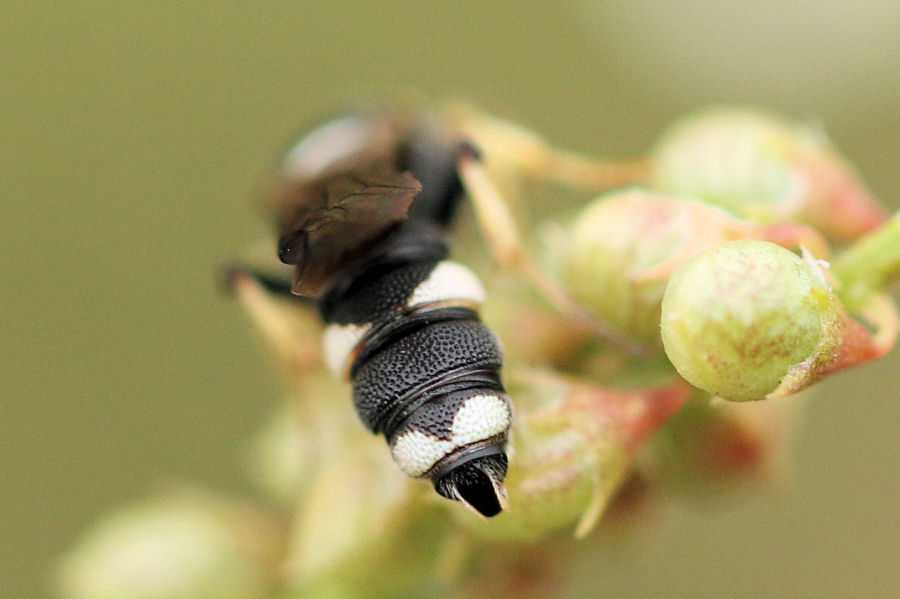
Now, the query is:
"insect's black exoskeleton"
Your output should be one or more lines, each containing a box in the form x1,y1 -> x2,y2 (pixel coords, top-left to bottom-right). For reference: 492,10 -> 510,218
257,107 -> 513,517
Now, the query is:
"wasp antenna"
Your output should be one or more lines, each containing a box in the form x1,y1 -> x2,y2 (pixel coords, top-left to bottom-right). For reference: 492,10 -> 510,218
454,140 -> 482,163
220,264 -> 248,295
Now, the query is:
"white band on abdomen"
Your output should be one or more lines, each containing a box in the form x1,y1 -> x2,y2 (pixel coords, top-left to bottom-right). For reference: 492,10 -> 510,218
321,322 -> 371,378
390,394 -> 512,477
407,261 -> 486,308
319,261 -> 486,379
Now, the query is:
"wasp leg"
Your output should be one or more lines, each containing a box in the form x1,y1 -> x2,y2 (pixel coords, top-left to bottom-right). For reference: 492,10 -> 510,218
221,264 -> 311,303
456,148 -> 652,357
448,105 -> 651,190
224,264 -> 324,372
454,144 -> 527,272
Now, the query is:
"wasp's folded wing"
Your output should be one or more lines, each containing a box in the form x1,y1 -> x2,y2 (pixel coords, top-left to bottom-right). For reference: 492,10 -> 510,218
277,170 -> 422,296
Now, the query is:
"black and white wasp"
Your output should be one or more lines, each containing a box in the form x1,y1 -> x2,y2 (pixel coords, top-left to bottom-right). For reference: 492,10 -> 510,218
244,106 -> 513,517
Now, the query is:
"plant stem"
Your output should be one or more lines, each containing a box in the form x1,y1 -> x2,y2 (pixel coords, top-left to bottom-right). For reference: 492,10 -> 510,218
832,211 -> 900,309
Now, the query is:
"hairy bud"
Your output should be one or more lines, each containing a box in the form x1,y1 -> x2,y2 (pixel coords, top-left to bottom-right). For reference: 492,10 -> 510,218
661,240 -> 883,401
651,109 -> 887,242
562,190 -> 826,346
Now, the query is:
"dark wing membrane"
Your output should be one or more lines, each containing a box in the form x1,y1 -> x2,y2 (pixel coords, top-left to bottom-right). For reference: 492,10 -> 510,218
276,170 -> 422,296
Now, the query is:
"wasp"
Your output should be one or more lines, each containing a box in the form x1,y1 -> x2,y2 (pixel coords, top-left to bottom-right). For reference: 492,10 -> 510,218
231,104 -> 648,518
238,106 -> 514,517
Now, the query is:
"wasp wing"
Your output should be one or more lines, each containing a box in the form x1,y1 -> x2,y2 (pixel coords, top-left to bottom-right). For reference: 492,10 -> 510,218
276,170 -> 421,296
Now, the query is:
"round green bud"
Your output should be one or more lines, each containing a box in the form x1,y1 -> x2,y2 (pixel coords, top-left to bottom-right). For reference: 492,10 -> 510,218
562,189 -> 768,347
661,240 -> 832,401
652,110 -> 800,220
57,497 -> 271,599
563,190 -> 695,345
651,109 -> 887,242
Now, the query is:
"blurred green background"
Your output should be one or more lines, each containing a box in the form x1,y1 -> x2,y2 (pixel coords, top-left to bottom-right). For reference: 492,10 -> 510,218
3,2 -> 899,598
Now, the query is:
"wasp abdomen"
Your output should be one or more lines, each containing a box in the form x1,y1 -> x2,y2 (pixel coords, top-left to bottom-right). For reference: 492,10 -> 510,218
352,319 -> 506,433
320,259 -> 488,377
266,109 -> 513,517
318,258 -> 512,516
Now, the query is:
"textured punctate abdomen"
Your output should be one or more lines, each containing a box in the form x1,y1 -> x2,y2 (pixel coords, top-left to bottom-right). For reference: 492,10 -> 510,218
352,319 -> 504,435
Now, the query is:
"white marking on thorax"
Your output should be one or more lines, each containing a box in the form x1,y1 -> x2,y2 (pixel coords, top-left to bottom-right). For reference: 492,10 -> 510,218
390,394 -> 512,477
282,116 -> 373,179
407,261 -> 486,308
321,322 -> 371,378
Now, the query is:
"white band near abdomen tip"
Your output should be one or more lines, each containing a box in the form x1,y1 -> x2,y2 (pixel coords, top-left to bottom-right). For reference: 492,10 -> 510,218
390,394 -> 512,477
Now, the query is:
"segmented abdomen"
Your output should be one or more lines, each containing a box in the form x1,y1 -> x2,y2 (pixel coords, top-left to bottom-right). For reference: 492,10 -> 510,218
318,259 -> 512,480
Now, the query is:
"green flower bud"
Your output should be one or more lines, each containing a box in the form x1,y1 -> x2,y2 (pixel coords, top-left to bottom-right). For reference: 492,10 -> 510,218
57,494 -> 279,599
561,190 -> 826,347
651,109 -> 888,242
282,436 -> 414,584
245,405 -> 315,506
661,240 -> 880,401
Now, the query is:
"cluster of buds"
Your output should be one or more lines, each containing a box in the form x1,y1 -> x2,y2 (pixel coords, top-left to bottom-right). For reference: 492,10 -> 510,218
58,108 -> 899,599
